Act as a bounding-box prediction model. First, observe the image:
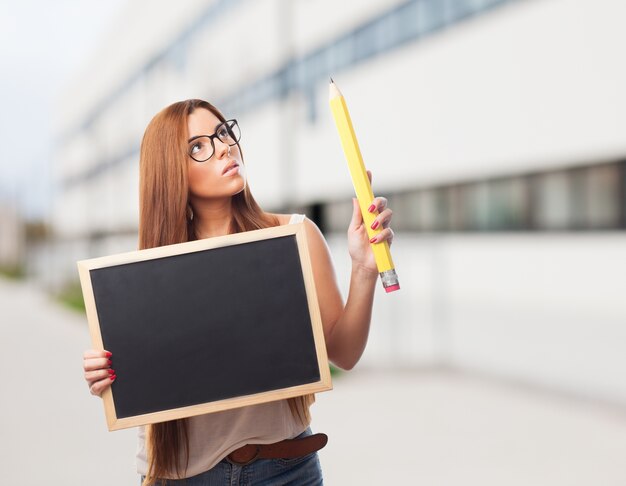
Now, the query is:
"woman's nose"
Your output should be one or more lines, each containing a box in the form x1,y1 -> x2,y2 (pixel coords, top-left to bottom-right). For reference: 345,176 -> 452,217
214,138 -> 230,158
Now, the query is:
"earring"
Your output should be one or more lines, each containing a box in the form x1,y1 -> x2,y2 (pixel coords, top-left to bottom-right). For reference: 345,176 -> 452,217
186,204 -> 194,221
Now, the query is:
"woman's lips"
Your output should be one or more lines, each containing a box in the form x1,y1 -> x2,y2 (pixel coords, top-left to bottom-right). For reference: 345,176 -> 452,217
222,162 -> 240,176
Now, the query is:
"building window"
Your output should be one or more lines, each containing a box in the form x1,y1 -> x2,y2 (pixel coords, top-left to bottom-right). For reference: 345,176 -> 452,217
533,170 -> 575,230
486,176 -> 529,230
584,164 -> 621,229
417,0 -> 446,35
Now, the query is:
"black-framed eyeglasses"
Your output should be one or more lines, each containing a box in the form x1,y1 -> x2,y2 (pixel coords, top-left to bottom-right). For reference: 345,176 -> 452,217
187,119 -> 241,162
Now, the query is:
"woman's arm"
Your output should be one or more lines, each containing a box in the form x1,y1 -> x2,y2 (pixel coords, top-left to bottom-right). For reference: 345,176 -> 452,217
304,172 -> 394,370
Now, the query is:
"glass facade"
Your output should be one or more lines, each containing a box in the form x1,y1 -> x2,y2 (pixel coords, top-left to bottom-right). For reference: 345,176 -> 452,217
320,161 -> 626,233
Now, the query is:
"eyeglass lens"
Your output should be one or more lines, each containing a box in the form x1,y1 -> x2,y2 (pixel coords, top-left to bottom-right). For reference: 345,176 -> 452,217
189,120 -> 241,162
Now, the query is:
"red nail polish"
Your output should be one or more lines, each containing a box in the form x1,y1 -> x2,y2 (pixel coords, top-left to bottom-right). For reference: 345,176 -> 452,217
108,369 -> 115,375
107,359 -> 112,365
370,236 -> 377,243
371,220 -> 379,230
368,204 -> 376,213
105,351 -> 112,358
110,375 -> 117,382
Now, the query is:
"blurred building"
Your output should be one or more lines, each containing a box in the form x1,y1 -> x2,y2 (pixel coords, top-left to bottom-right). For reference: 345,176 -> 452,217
53,0 -> 626,404
0,203 -> 25,271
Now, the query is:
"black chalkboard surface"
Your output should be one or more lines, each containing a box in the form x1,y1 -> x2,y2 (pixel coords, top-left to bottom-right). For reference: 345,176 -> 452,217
77,223 -> 332,431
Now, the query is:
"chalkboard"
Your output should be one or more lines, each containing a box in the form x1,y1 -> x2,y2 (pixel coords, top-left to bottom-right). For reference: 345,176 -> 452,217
77,223 -> 332,431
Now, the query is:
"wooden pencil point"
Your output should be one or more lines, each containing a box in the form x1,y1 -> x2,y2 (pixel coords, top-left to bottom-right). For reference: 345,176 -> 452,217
328,80 -> 341,101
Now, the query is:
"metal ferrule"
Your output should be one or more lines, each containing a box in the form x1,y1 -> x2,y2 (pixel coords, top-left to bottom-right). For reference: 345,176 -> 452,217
379,269 -> 399,289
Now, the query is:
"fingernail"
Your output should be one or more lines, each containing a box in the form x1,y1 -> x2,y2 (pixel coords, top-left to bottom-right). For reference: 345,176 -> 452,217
107,359 -> 112,366
110,375 -> 117,382
370,236 -> 377,243
108,369 -> 115,375
105,351 -> 112,358
368,204 -> 376,213
371,220 -> 379,230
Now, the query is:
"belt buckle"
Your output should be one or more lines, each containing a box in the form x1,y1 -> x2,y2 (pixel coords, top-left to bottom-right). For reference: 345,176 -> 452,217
228,445 -> 261,466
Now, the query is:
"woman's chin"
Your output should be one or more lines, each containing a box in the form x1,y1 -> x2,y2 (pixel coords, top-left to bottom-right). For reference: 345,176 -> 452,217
235,171 -> 247,192
231,176 -> 247,196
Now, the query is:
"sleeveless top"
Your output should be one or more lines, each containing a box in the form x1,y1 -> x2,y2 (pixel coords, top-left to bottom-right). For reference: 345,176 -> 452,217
136,214 -> 310,478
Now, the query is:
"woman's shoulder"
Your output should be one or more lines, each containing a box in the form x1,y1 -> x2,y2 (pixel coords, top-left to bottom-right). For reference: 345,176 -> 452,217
266,212 -> 304,226
267,212 -> 329,258
266,213 -> 326,244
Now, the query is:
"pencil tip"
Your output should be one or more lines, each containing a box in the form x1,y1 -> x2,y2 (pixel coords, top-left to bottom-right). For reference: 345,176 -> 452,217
330,77 -> 334,83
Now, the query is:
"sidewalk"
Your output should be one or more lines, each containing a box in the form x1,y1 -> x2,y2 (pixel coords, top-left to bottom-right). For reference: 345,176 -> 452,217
1,277 -> 625,485
315,368 -> 626,485
0,278 -> 138,485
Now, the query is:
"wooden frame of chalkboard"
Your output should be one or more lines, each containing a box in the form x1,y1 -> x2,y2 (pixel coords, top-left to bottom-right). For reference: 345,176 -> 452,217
77,222 -> 332,431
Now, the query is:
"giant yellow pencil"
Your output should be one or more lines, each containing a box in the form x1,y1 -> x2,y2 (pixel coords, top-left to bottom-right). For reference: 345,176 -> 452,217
329,78 -> 400,293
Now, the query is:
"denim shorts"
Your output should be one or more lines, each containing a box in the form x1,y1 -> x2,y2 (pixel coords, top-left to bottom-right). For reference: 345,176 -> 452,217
140,427 -> 324,485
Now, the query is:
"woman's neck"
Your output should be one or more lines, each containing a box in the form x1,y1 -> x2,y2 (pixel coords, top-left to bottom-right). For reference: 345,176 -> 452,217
191,198 -> 233,238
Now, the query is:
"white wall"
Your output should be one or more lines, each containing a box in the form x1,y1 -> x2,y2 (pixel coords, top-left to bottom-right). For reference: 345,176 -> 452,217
330,232 -> 626,404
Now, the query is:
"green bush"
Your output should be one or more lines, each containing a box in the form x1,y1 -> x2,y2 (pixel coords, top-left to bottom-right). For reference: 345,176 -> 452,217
329,363 -> 343,377
0,265 -> 25,280
56,282 -> 86,313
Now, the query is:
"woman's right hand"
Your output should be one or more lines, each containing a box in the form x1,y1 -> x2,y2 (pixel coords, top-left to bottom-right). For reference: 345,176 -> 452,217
83,349 -> 116,396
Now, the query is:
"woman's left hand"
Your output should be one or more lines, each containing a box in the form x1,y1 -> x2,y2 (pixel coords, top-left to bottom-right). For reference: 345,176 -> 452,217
347,170 -> 394,275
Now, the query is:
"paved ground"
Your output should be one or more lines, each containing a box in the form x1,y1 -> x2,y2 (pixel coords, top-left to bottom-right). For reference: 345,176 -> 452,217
315,370 -> 626,485
2,277 -> 626,485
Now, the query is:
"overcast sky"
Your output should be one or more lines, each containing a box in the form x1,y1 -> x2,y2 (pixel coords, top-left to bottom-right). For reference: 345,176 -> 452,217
0,0 -> 126,219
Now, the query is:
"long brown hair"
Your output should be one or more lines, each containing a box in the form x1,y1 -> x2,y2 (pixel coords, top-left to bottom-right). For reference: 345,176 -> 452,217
139,99 -> 314,485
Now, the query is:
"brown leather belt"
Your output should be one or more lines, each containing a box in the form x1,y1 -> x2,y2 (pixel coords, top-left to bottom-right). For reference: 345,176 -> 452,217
226,433 -> 328,466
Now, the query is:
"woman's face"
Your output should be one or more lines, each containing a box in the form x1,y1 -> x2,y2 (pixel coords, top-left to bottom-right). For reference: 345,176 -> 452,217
187,108 -> 246,201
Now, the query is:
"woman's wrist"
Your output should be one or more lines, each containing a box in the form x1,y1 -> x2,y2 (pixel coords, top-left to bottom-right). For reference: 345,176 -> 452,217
350,261 -> 379,280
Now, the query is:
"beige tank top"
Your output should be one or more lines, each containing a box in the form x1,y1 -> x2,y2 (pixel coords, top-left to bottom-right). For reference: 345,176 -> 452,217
136,214 -> 310,478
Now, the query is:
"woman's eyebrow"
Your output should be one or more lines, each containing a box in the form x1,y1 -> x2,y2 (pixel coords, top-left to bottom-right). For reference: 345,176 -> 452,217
187,122 -> 222,142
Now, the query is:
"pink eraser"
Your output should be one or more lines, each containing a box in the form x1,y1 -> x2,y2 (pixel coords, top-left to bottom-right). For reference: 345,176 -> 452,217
385,284 -> 400,293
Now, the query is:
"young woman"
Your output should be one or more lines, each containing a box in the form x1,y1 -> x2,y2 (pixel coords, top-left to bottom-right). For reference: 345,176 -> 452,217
82,99 -> 394,485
